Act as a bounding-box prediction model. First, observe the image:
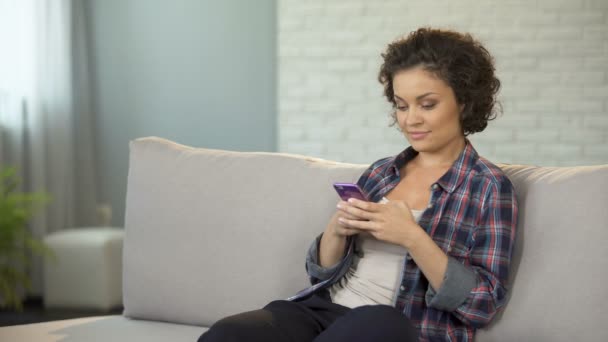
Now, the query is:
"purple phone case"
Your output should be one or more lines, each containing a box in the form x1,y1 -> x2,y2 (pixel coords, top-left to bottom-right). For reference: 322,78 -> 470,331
333,182 -> 369,201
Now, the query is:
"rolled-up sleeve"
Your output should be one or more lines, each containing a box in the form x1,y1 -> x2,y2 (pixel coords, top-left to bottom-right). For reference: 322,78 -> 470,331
425,177 -> 518,328
425,257 -> 478,311
305,232 -> 354,285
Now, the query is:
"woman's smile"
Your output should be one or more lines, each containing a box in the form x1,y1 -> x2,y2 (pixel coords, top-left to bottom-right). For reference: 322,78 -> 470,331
407,131 -> 430,140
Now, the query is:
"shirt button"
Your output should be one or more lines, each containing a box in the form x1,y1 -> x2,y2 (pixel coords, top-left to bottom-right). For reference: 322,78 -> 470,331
427,203 -> 433,209
431,184 -> 439,190
400,285 -> 406,291
447,246 -> 453,253
406,254 -> 412,260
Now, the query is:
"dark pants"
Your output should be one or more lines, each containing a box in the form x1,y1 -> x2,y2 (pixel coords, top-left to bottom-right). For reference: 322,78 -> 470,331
197,293 -> 418,342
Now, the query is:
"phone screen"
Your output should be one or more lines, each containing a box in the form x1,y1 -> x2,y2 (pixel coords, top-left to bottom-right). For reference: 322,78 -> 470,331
333,182 -> 369,201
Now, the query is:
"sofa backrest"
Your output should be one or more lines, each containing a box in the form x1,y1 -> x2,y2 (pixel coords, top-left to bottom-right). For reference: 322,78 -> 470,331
122,137 -> 367,326
123,137 -> 608,340
477,163 -> 608,341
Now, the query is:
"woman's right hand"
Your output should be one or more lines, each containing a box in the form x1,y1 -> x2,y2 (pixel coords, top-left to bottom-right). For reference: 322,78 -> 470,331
328,200 -> 366,237
318,200 -> 365,268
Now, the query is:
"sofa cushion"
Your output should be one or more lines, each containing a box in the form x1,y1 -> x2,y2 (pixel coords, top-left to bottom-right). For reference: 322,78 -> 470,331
123,137 -> 367,326
0,316 -> 205,342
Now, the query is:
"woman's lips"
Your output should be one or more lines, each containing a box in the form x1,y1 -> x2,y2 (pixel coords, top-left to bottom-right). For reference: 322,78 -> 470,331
408,131 -> 429,140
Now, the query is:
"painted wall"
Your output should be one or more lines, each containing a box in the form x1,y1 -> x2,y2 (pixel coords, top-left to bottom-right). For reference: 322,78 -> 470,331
87,0 -> 276,226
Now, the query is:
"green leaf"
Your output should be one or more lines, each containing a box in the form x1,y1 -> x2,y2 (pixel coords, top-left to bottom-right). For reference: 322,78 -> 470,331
0,165 -> 52,311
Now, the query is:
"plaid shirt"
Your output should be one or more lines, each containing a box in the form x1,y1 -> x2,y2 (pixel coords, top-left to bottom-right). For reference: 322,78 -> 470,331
305,141 -> 518,341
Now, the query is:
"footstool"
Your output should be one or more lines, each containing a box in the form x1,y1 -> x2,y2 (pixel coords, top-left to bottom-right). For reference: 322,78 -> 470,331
43,227 -> 124,311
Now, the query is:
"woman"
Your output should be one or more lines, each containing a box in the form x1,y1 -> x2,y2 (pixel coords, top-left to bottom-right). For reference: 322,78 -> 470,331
199,27 -> 518,342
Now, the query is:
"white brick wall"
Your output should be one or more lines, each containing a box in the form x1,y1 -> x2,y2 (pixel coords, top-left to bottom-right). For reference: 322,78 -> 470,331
278,0 -> 608,167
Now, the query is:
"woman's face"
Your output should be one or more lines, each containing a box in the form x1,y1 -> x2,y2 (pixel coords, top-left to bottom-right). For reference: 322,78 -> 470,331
393,66 -> 465,155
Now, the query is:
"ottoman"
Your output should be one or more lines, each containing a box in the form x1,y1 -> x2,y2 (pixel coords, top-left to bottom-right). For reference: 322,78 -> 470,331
43,227 -> 124,311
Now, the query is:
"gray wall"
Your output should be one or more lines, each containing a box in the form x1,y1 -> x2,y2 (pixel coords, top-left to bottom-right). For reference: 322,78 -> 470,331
87,0 -> 276,226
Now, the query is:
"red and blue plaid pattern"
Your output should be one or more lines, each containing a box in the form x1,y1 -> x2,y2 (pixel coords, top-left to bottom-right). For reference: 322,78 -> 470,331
354,141 -> 518,341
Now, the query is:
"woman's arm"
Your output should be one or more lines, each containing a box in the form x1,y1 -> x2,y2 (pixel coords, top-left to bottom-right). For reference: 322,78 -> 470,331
304,212 -> 352,285
304,163 -> 377,285
423,178 -> 518,328
318,212 -> 349,268
405,230 -> 449,292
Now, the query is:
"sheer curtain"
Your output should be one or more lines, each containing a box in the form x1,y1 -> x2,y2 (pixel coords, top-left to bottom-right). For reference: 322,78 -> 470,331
0,0 -> 99,295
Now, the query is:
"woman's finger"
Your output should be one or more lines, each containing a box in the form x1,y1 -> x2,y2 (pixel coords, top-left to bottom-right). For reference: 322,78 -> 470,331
338,216 -> 375,231
339,211 -> 361,220
345,198 -> 382,213
337,201 -> 377,220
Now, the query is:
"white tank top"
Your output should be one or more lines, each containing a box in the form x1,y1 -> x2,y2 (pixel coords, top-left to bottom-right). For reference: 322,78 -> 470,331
329,204 -> 424,308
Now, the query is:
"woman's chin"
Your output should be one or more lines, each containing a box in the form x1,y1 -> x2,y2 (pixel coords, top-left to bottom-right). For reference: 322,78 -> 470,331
406,139 -> 429,151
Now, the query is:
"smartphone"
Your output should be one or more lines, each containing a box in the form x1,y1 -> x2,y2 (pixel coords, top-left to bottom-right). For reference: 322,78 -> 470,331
333,182 -> 370,202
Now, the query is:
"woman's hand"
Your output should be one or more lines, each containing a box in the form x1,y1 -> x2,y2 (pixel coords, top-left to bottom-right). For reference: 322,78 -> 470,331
335,197 -> 449,291
329,201 -> 367,237
317,200 -> 368,268
336,198 -> 424,248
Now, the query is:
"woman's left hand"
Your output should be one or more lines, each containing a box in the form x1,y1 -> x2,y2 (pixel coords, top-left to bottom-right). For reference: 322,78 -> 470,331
336,198 -> 424,248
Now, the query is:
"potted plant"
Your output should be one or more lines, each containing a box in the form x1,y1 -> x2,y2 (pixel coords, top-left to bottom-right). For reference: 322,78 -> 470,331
0,166 -> 53,311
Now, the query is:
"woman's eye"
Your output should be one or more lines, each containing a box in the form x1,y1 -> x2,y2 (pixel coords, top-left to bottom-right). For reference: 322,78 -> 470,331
422,104 -> 436,110
396,105 -> 408,111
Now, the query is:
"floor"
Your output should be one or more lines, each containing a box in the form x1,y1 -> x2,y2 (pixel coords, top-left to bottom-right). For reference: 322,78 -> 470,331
0,297 -> 123,327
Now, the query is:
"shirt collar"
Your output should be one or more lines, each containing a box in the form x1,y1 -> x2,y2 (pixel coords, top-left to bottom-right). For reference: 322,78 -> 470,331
388,139 -> 479,194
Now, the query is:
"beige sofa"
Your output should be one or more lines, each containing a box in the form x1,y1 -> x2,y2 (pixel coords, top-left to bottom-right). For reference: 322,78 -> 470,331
1,137 -> 607,341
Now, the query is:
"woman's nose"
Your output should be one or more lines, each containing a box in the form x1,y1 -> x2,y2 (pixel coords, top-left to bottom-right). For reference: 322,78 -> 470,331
405,108 -> 422,125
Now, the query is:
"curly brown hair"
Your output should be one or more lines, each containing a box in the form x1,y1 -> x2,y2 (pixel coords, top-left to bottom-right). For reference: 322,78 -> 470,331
378,27 -> 501,136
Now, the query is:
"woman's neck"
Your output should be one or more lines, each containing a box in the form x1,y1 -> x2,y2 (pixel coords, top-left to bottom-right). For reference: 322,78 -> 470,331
412,137 -> 466,169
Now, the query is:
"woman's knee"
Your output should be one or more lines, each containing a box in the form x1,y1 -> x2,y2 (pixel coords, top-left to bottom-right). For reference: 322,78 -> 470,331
197,309 -> 276,342
263,299 -> 297,311
197,317 -> 247,342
